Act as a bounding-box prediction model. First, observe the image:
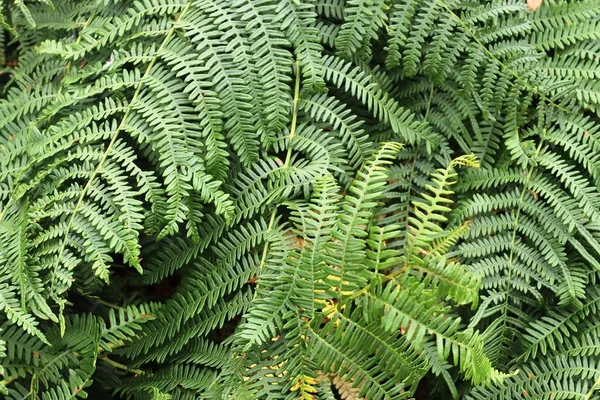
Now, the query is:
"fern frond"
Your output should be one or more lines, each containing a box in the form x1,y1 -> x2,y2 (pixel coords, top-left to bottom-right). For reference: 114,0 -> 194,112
335,0 -> 387,59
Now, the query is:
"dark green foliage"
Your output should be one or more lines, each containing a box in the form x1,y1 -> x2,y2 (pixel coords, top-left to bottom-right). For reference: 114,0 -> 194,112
1,0 -> 600,399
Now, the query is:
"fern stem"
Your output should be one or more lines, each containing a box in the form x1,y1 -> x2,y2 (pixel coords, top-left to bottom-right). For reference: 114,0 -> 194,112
50,2 -> 193,317
258,58 -> 302,273
72,340 -> 125,360
92,298 -> 120,309
424,83 -> 434,121
284,59 -> 302,167
1,375 -> 16,386
99,355 -> 144,375
585,374 -> 600,400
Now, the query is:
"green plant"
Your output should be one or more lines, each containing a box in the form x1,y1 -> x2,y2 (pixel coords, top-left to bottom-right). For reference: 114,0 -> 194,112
1,0 -> 600,399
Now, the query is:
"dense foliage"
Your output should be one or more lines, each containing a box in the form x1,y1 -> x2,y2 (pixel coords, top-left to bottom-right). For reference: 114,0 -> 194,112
1,0 -> 600,398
